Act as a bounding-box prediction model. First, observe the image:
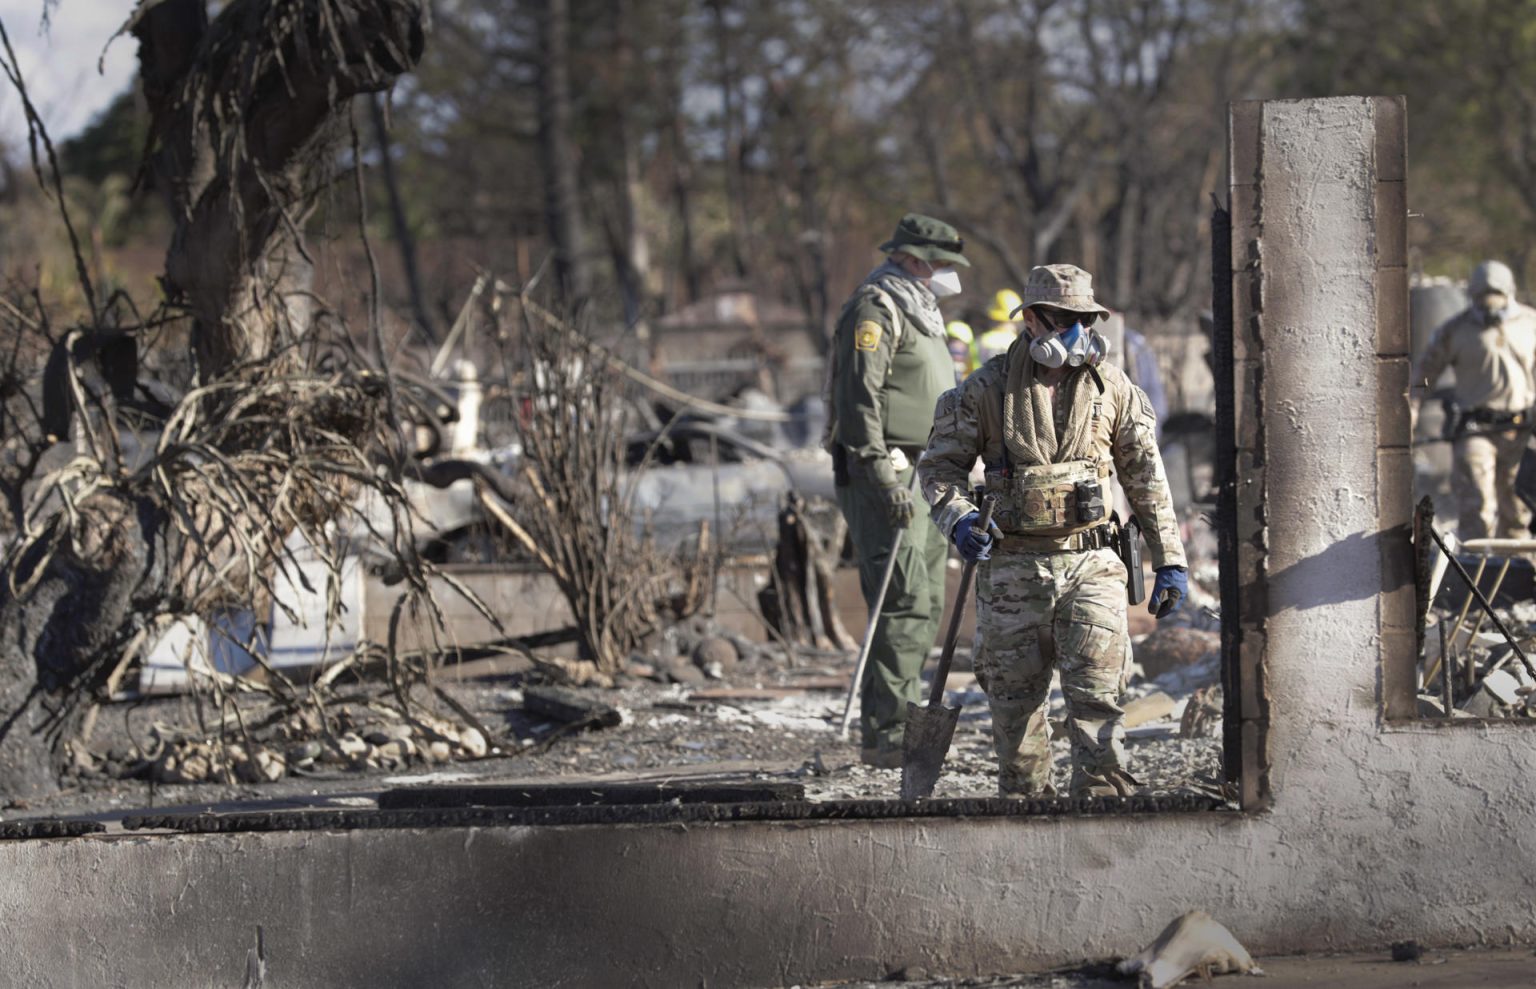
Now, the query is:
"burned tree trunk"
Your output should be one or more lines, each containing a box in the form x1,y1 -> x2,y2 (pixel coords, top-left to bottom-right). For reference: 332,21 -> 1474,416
0,0 -> 427,800
133,0 -> 426,378
760,493 -> 852,652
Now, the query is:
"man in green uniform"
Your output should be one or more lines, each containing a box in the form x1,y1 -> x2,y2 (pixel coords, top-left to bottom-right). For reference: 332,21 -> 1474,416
828,213 -> 968,768
919,264 -> 1187,797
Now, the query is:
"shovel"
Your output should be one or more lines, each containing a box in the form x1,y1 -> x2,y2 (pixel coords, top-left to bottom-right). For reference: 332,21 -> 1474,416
901,496 -> 996,800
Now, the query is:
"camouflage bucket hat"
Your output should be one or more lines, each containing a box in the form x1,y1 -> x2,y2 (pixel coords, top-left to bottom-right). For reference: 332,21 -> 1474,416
1012,263 -> 1111,318
879,213 -> 971,267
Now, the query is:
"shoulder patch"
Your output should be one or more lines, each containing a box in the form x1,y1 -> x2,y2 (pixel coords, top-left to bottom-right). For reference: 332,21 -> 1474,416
854,320 -> 883,353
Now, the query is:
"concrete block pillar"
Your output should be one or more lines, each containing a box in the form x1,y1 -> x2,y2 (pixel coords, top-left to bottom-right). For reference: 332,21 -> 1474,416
1227,97 -> 1415,804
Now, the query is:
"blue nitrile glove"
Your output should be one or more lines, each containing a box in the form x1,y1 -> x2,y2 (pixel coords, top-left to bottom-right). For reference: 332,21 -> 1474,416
952,511 -> 1002,563
1149,566 -> 1188,618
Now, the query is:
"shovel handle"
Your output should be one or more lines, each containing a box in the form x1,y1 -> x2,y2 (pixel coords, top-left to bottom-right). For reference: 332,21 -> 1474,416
924,496 -> 996,709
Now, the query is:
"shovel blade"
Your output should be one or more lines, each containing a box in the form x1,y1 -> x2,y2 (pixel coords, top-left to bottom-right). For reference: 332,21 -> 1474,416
900,700 -> 961,800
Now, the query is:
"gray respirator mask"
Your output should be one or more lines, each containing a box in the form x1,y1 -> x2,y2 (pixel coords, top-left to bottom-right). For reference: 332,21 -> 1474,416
1029,319 -> 1109,368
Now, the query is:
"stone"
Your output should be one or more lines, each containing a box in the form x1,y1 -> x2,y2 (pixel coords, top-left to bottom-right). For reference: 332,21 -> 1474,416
364,724 -> 414,745
337,733 -> 368,759
458,728 -> 488,758
375,739 -> 415,762
287,740 -> 324,765
236,748 -> 286,784
692,637 -> 739,674
667,660 -> 707,687
725,633 -> 759,663
157,746 -> 213,785
424,741 -> 452,763
1134,627 -> 1221,681
1391,940 -> 1423,962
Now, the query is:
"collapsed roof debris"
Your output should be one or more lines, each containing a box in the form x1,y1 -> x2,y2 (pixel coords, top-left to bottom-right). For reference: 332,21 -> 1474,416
1420,521 -> 1536,721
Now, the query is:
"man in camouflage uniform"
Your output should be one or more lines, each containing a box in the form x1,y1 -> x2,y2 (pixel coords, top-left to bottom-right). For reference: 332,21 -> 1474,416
1413,260 -> 1536,539
918,264 -> 1187,797
829,214 -> 968,768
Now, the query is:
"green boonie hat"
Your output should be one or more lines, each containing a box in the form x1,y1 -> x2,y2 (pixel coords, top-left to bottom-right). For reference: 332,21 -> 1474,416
879,213 -> 971,267
1012,263 -> 1111,319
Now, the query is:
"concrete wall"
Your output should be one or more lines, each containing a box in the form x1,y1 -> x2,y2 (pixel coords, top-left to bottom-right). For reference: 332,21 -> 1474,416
7,98 -> 1536,988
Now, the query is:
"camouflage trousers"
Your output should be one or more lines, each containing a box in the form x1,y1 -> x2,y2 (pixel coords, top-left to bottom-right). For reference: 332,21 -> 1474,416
1452,432 -> 1530,540
973,545 -> 1130,797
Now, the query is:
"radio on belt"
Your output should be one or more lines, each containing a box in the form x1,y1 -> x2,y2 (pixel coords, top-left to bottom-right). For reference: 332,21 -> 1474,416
1074,478 -> 1105,523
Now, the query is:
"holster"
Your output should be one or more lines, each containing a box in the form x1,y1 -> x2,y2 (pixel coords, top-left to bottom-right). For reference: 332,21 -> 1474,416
1439,395 -> 1462,442
1116,514 -> 1145,605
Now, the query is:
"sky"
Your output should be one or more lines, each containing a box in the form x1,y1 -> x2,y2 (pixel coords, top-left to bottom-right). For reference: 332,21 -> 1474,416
0,0 -> 138,151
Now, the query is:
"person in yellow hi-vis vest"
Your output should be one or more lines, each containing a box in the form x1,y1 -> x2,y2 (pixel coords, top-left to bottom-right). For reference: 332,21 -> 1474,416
977,288 -> 1024,364
945,319 -> 976,383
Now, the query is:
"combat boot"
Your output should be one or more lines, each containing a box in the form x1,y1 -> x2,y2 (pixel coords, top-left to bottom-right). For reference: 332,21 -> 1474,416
1070,766 -> 1143,798
998,773 -> 1057,799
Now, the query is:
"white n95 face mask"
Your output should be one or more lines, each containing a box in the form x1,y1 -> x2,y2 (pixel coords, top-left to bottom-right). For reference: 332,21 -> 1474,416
929,268 -> 962,298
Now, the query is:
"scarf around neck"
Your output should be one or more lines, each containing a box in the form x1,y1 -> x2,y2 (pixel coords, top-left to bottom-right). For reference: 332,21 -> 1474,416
1002,334 -> 1096,466
861,262 -> 946,339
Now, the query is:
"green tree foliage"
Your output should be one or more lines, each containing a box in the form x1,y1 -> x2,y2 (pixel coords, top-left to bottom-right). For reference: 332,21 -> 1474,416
59,90 -> 148,193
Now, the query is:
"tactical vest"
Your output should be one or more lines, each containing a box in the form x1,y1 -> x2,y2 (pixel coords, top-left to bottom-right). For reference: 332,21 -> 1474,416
985,458 -> 1113,537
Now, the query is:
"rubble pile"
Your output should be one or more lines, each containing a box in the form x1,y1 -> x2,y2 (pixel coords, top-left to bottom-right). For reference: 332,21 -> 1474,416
59,565 -> 1228,806
622,619 -> 758,688
1422,597 -> 1536,720
80,702 -> 495,787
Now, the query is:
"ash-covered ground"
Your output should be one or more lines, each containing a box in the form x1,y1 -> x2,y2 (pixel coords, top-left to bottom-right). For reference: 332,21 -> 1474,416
16,616 -> 1227,822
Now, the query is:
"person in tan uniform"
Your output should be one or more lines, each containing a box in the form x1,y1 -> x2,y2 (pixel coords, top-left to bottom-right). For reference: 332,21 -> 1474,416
919,264 -> 1186,797
1413,260 -> 1536,539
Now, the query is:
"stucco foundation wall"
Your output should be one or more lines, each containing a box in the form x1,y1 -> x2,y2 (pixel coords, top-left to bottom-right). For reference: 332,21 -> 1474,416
4,97 -> 1535,988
